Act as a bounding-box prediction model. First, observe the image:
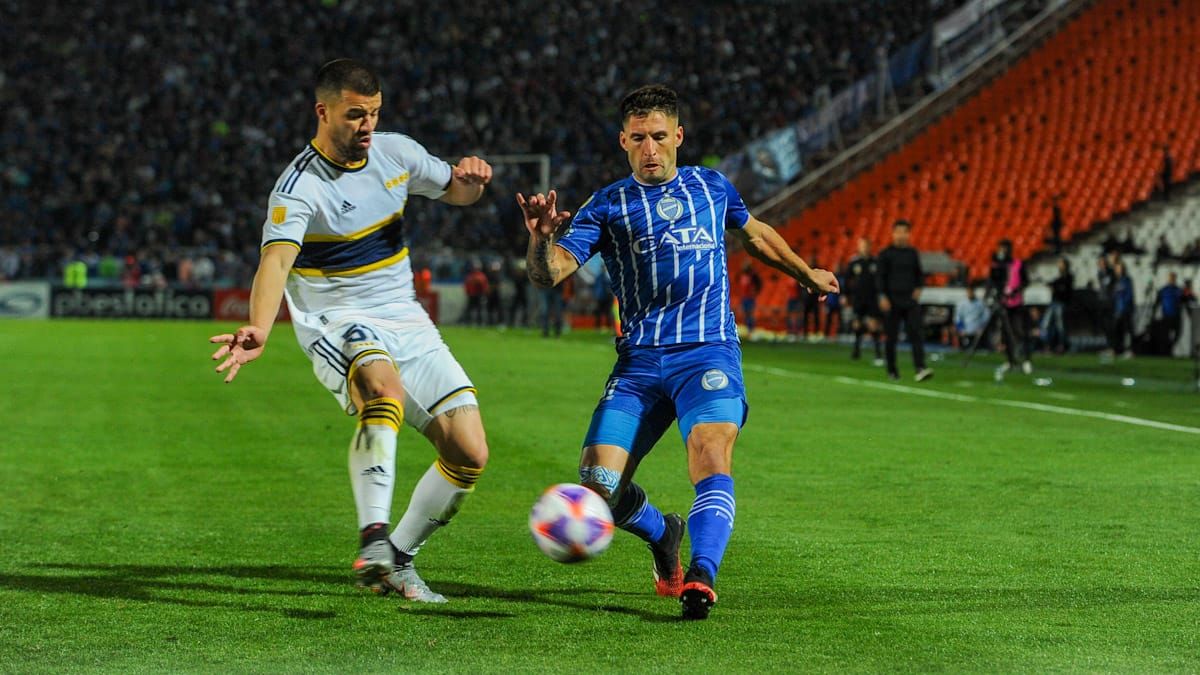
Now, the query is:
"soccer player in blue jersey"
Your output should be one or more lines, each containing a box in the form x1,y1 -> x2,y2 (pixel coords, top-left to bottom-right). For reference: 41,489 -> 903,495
517,85 -> 838,620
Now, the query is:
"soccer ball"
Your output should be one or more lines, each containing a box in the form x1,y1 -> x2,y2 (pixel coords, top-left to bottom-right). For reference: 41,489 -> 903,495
529,483 -> 615,563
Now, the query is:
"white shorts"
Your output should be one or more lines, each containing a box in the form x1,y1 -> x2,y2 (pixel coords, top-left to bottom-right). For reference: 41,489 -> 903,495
297,319 -> 477,432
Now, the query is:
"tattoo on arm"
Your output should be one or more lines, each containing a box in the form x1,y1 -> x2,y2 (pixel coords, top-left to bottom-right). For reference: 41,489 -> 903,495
527,237 -> 559,287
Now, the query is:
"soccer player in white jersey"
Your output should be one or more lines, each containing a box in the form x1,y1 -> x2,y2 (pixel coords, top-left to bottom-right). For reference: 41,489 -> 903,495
210,59 -> 492,603
518,85 -> 838,619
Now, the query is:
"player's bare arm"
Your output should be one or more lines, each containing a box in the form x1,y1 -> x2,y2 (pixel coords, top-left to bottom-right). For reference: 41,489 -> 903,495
518,190 -> 578,287
440,156 -> 493,206
209,243 -> 298,383
732,216 -> 839,298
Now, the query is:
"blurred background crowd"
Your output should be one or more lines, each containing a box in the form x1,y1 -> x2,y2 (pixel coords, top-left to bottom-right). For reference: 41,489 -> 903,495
0,0 -> 966,288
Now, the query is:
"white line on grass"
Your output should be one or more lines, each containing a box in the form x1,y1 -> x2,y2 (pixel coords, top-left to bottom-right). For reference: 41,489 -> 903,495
744,364 -> 1200,435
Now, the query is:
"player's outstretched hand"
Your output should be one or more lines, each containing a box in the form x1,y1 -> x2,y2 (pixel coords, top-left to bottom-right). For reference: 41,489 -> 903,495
209,325 -> 268,384
453,156 -> 493,185
516,190 -> 572,239
808,268 -> 840,301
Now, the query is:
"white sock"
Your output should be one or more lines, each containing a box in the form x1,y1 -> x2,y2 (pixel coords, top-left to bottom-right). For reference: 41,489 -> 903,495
348,397 -> 402,529
390,458 -> 482,559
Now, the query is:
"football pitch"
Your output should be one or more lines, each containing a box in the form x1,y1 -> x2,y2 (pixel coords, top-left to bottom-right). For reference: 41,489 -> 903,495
1,320 -> 1197,673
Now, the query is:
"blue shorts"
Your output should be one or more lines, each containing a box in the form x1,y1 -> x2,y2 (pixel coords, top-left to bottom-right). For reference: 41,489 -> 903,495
583,341 -> 748,458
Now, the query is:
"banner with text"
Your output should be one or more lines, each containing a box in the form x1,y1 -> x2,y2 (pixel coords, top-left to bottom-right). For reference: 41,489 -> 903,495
0,281 -> 51,319
51,287 -> 213,319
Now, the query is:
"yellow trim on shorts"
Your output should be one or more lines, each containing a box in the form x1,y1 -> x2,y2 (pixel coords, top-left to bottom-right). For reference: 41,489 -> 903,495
428,386 -> 477,415
346,349 -> 393,385
291,247 -> 409,277
302,209 -> 404,243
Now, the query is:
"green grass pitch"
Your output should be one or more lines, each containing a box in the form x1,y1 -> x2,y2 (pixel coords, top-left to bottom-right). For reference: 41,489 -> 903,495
0,320 -> 1197,672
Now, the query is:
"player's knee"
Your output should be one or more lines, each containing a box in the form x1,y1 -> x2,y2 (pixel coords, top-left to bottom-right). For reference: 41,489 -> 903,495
351,360 -> 403,402
459,435 -> 489,470
355,375 -> 402,402
686,423 -> 736,478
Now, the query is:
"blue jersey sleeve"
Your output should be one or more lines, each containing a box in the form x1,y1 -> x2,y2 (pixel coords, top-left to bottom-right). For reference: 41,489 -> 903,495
720,172 -> 751,229
555,192 -> 605,265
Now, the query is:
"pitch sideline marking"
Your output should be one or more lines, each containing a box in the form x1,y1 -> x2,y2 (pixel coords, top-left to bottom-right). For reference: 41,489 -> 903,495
744,364 -> 1200,435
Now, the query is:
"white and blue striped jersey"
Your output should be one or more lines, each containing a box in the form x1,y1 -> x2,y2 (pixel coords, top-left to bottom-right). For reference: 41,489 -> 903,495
556,166 -> 750,346
259,132 -> 451,332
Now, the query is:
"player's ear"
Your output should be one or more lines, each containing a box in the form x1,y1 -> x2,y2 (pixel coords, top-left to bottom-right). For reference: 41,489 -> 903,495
618,129 -> 629,151
315,101 -> 328,125
675,124 -> 684,147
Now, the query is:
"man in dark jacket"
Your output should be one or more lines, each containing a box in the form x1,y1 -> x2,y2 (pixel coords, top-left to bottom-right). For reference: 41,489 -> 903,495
876,220 -> 932,382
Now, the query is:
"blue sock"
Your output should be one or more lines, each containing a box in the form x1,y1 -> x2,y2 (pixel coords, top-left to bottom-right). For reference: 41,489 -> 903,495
612,482 -> 666,544
688,474 -> 736,582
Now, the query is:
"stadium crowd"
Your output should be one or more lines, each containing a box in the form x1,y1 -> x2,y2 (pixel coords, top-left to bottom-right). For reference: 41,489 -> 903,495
0,0 -> 966,286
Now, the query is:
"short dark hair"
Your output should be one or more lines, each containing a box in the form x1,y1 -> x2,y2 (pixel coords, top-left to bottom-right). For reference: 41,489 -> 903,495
315,59 -> 381,101
998,238 -> 1013,251
893,219 -> 912,230
620,84 -> 679,124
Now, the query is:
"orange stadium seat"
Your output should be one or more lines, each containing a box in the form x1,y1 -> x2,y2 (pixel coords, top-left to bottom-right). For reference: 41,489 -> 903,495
733,0 -> 1199,331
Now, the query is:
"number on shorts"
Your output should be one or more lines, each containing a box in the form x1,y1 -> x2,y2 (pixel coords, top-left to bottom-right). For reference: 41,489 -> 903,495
341,324 -> 380,343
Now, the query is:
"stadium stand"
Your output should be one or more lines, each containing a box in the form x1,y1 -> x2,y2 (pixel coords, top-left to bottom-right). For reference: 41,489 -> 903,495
745,0 -> 1200,328
0,0 -> 966,287
1029,184 -> 1200,353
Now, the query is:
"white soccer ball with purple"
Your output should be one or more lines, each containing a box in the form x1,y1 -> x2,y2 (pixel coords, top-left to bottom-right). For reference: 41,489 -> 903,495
529,483 -> 615,563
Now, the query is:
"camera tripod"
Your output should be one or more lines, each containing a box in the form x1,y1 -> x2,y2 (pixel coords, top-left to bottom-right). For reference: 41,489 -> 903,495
962,294 -> 1027,368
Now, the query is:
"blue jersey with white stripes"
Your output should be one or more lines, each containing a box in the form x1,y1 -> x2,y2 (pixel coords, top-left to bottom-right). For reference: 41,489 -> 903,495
556,166 -> 750,346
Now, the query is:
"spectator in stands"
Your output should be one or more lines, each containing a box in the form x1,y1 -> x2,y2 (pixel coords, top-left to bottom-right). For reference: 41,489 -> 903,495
120,255 -> 141,289
1182,240 -> 1200,264
1154,272 -> 1184,351
953,283 -> 989,351
3,1 -> 962,285
876,220 -> 932,382
1158,144 -> 1175,200
1101,232 -> 1121,256
1184,279 -> 1197,309
1044,195 -> 1065,255
1115,229 -> 1145,256
1154,235 -> 1177,267
736,261 -> 764,335
1042,257 -> 1073,354
1110,261 -> 1136,359
464,263 -> 489,326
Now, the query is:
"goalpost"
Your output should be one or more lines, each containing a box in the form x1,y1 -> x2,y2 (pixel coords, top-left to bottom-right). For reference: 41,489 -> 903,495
487,153 -> 551,195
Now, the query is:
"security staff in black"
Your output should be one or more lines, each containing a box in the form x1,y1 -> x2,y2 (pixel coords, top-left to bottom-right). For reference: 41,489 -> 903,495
876,220 -> 933,382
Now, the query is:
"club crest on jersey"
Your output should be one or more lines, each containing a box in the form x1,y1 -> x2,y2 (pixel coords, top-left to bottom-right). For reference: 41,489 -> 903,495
701,369 -> 729,391
271,206 -> 287,225
655,195 -> 684,222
